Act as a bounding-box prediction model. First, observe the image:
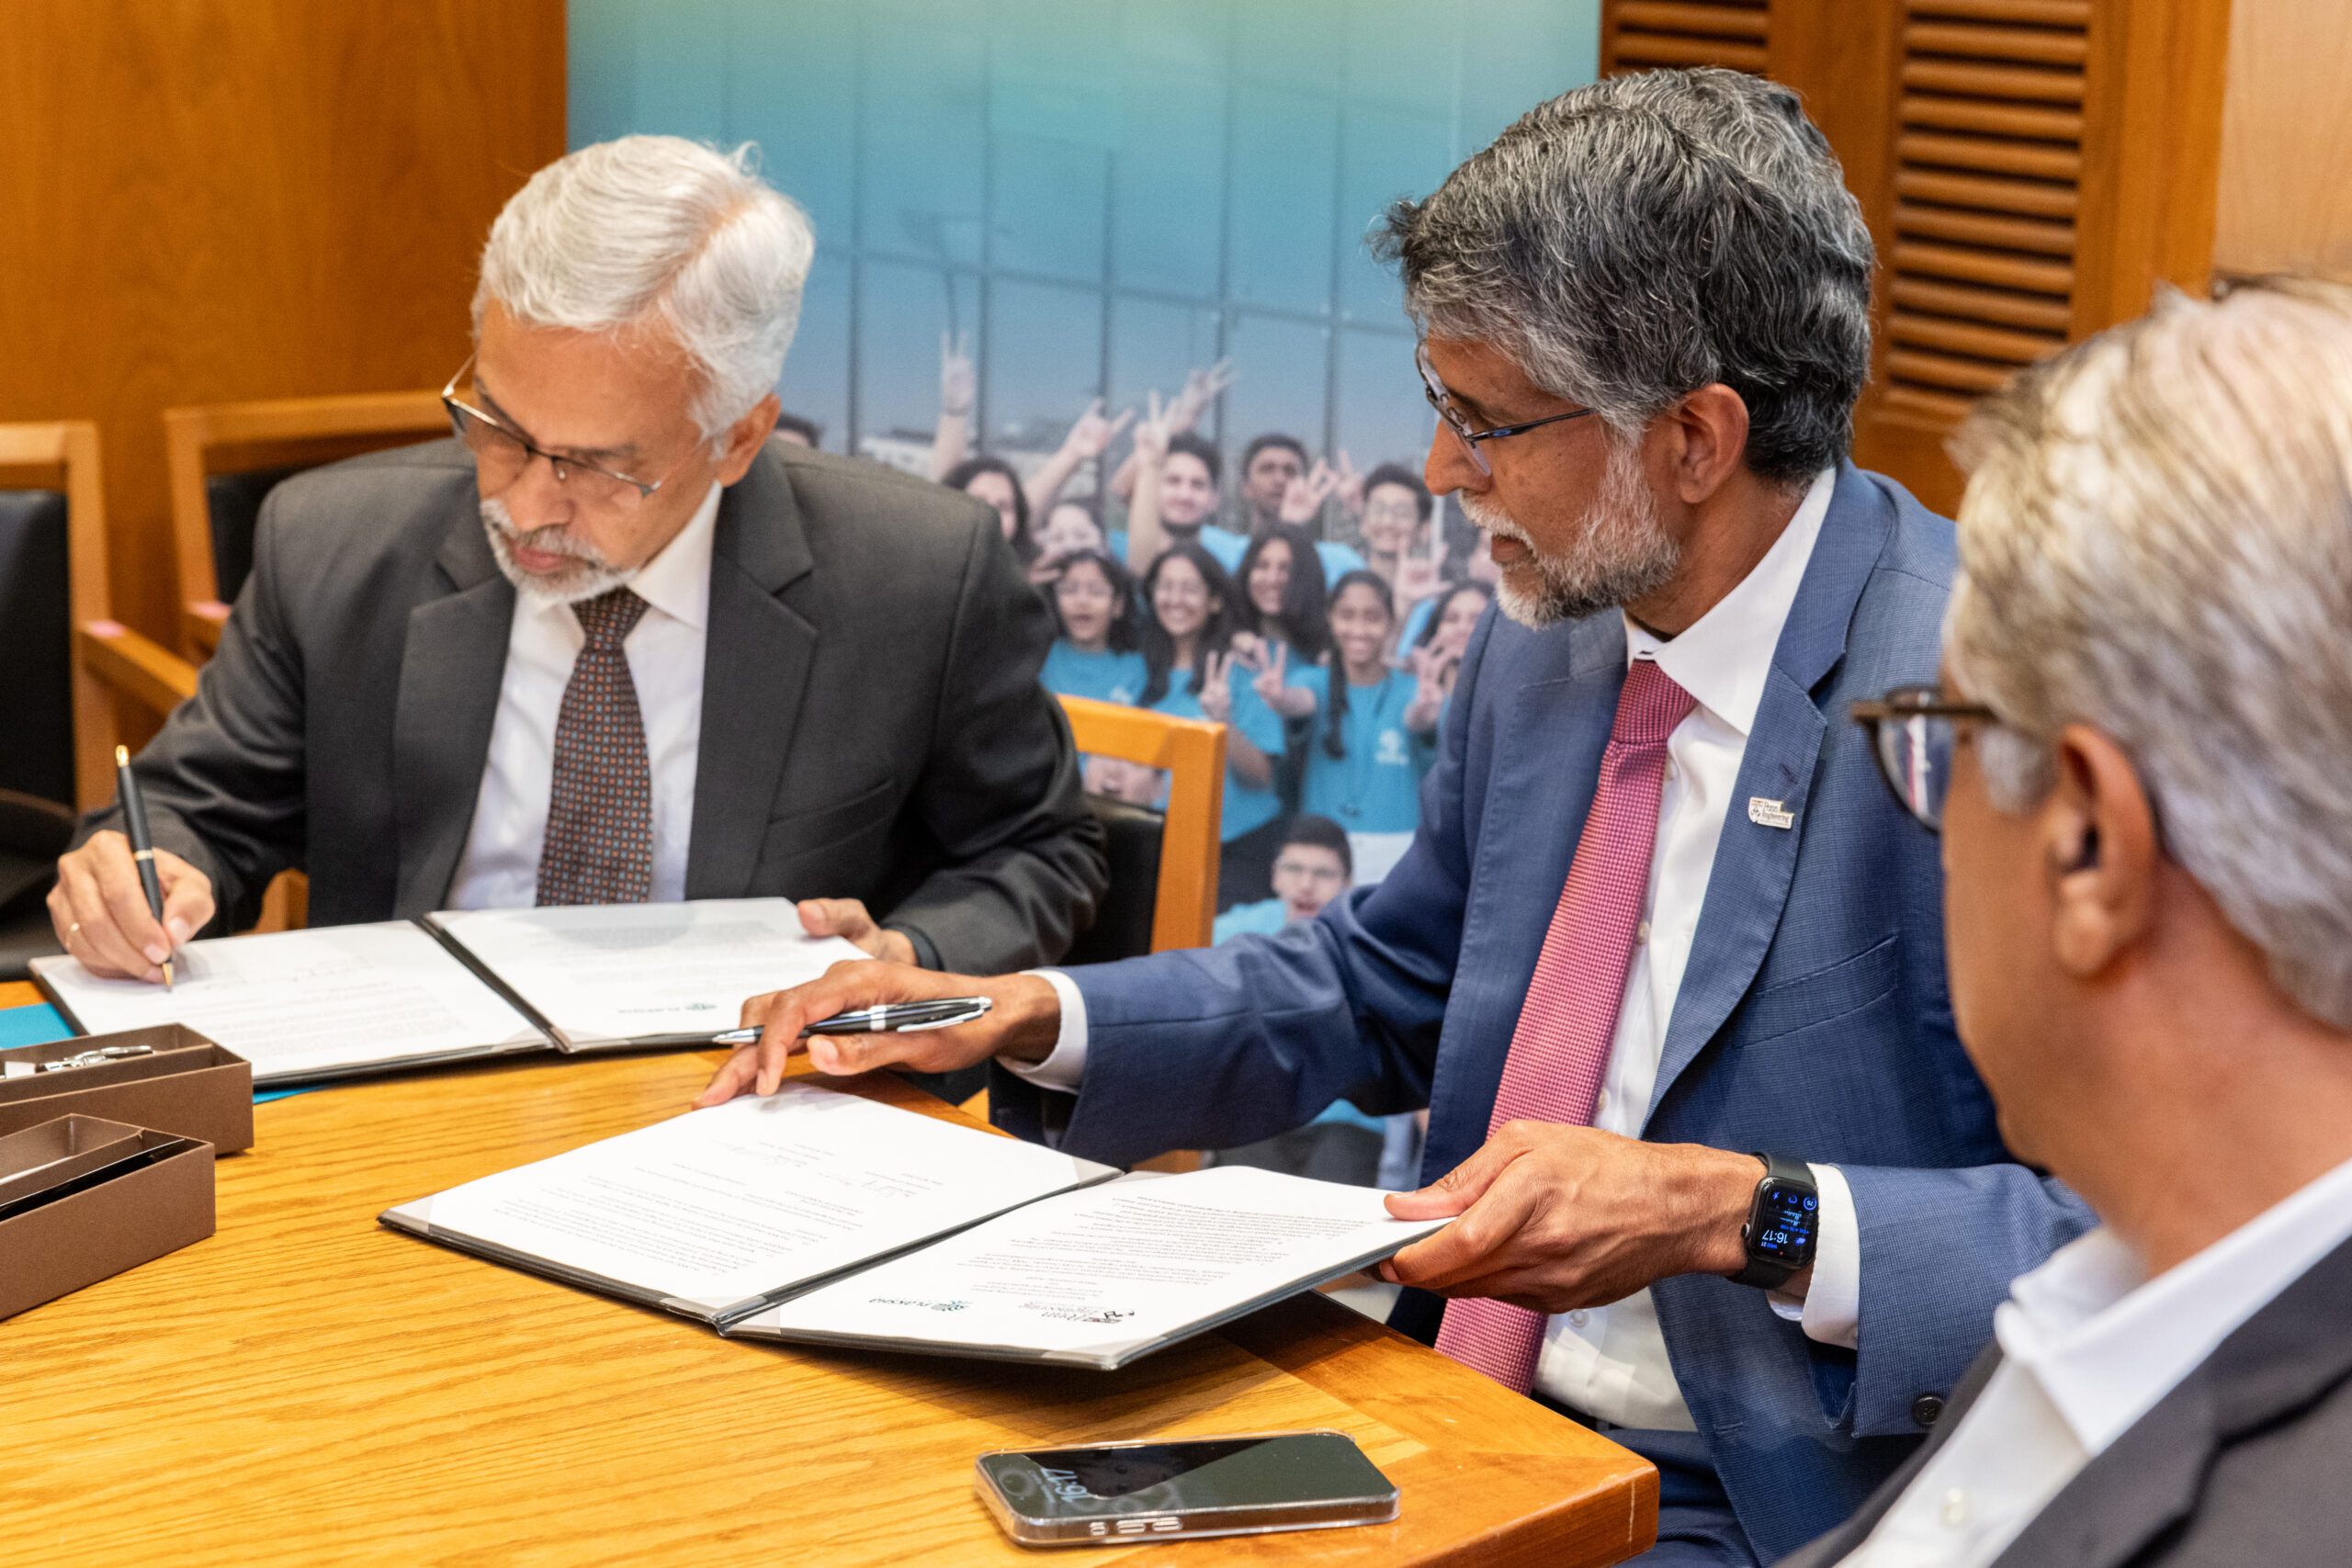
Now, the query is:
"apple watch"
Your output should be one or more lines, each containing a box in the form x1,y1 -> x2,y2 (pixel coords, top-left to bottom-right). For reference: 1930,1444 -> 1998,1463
1731,1153 -> 1818,1290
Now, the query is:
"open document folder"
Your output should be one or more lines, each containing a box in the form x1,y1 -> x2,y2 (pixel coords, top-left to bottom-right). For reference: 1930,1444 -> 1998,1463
30,899 -> 866,1088
382,1084 -> 1450,1370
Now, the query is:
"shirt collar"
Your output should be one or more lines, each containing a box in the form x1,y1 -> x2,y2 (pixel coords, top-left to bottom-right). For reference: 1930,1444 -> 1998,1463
1996,1154 -> 2352,1456
1622,466 -> 1835,737
518,479 -> 721,635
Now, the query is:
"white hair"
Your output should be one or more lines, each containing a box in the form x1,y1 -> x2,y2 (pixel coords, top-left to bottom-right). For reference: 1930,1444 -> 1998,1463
473,136 -> 814,441
1948,278 -> 2352,1028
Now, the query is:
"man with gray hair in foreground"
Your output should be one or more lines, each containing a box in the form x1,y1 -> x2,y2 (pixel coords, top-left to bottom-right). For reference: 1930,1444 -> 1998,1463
51,136 -> 1104,986
1788,279 -> 2352,1566
701,70 -> 2087,1562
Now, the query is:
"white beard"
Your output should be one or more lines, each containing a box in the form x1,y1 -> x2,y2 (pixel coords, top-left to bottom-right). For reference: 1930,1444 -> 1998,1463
481,496 -> 637,605
1458,435 -> 1678,628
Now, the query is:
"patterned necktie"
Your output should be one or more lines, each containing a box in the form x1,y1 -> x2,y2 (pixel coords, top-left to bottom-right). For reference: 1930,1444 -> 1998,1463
1433,660 -> 1695,1393
535,587 -> 653,907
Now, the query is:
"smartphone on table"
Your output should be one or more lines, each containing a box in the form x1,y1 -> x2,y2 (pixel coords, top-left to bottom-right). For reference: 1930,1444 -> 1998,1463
973,1430 -> 1397,1548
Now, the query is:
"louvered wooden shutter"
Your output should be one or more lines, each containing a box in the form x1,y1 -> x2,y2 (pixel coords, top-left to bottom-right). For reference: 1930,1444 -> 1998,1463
1879,1 -> 2085,434
1603,2 -> 1770,73
1595,0 -> 2231,512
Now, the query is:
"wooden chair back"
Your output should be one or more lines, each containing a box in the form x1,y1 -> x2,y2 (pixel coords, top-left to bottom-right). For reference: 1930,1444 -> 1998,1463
164,390 -> 447,656
0,422 -> 200,811
1056,695 -> 1226,952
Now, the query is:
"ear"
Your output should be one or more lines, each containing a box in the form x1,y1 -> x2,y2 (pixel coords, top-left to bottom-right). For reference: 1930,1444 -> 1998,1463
2043,724 -> 2160,976
1662,383 -> 1752,504
713,392 -> 783,485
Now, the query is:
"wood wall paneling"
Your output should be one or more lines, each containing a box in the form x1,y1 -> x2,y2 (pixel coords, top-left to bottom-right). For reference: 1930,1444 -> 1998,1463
2212,0 -> 2352,283
0,2 -> 565,651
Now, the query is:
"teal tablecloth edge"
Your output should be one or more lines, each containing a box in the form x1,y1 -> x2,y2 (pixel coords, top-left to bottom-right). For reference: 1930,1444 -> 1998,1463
2,1001 -> 319,1105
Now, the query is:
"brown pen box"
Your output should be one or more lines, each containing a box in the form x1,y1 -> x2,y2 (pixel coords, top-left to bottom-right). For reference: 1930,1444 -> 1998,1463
0,1025 -> 254,1154
0,1114 -> 216,1321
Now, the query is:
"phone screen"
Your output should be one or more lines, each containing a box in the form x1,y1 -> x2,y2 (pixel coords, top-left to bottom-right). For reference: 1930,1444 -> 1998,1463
978,1431 -> 1394,1521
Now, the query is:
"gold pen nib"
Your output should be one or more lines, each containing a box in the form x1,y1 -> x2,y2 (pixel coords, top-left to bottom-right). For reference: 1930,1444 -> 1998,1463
163,958 -> 175,992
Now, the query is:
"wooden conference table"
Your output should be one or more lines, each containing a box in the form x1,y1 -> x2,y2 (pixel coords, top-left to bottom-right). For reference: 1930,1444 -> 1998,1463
0,980 -> 1657,1565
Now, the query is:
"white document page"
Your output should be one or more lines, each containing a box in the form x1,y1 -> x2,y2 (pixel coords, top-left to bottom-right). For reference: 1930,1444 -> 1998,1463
390,1082 -> 1116,1317
427,899 -> 869,1048
30,922 -> 546,1084
740,1166 -> 1450,1368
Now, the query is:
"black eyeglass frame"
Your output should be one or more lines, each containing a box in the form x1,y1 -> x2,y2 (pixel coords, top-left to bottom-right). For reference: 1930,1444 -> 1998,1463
441,355 -> 674,502
1415,342 -> 1597,474
1849,685 -> 1999,832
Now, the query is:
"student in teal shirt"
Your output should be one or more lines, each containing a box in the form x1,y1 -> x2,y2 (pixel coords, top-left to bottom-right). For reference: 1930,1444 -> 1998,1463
1138,542 -> 1288,908
1227,524 -> 1328,726
1295,571 -> 1442,848
1040,547 -> 1147,706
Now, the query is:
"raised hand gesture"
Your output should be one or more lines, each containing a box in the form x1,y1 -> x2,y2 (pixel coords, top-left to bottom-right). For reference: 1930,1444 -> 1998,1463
1170,358 -> 1236,432
1404,642 -> 1452,735
1197,649 -> 1236,723
1395,526 -> 1449,616
1278,457 -> 1340,524
1251,641 -> 1291,710
1059,398 -> 1135,461
939,330 -> 976,417
1333,448 -> 1366,519
1131,389 -> 1173,468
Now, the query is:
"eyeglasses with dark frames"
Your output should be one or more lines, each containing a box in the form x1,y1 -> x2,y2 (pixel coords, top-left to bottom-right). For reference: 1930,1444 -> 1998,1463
1849,684 -> 1999,832
1416,342 -> 1597,475
441,355 -> 677,507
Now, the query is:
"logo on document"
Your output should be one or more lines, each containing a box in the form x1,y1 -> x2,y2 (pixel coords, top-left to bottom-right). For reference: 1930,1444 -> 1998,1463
1747,797 -> 1795,829
871,1296 -> 971,1313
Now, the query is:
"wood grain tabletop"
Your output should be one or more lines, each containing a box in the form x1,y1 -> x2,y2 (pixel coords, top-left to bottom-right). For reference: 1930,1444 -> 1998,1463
0,1018 -> 1655,1566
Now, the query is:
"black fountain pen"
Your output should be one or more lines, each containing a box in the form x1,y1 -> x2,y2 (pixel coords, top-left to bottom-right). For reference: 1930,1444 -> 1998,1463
709,997 -> 993,1045
113,745 -> 174,991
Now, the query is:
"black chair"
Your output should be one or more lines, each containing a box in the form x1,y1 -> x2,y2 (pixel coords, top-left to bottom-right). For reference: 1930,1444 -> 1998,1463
0,790 -> 74,981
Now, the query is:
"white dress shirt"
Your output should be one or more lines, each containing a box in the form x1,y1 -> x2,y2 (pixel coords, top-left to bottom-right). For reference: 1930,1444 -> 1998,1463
1835,1154 -> 2352,1568
447,481 -> 721,909
1017,468 -> 1857,1427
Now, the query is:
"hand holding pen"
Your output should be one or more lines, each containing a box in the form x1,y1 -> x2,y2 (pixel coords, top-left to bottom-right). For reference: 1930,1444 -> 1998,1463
46,748 -> 215,986
693,962 -> 1064,1108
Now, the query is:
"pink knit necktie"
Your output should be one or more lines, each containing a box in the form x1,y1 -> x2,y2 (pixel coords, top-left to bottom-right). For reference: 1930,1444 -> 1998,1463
1433,660 -> 1693,1393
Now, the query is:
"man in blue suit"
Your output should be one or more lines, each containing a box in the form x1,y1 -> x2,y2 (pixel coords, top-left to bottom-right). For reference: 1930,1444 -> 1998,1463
699,68 -> 2089,1563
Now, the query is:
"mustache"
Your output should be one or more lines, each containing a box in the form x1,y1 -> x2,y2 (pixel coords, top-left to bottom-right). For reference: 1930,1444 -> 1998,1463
481,498 -> 609,567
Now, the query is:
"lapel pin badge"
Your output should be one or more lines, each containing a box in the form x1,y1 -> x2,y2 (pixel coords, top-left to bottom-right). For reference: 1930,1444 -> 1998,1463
1747,797 -> 1795,830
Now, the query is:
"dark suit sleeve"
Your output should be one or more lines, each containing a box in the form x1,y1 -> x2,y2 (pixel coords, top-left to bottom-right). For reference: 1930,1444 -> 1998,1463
989,605 -> 1497,1163
877,520 -> 1107,975
71,494 -> 309,932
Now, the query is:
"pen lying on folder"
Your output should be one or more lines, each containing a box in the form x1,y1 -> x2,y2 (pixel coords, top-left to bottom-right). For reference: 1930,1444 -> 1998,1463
709,997 -> 993,1046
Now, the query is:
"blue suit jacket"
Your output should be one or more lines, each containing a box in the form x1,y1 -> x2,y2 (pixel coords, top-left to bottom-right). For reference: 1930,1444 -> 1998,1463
992,464 -> 2093,1560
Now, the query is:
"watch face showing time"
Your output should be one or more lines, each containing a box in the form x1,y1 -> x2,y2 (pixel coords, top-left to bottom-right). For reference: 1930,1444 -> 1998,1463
1750,1180 -> 1818,1264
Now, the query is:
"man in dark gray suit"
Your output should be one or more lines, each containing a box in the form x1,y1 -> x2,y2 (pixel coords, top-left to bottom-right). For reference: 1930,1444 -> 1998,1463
1787,279 -> 2352,1567
49,135 -> 1104,981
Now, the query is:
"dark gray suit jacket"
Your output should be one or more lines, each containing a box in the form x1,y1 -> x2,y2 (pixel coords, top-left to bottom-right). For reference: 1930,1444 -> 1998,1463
1784,1234 -> 2352,1568
85,438 -> 1106,975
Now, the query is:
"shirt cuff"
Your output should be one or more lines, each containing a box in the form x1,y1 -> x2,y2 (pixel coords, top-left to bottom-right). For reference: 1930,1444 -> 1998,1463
998,969 -> 1088,1090
1767,1162 -> 1860,1349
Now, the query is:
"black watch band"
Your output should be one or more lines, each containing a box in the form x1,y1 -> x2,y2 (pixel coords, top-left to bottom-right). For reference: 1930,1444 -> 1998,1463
1730,1152 -> 1818,1290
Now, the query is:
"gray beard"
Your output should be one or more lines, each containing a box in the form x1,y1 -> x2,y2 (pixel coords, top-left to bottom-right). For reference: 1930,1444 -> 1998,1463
1458,437 -> 1677,628
481,496 -> 637,605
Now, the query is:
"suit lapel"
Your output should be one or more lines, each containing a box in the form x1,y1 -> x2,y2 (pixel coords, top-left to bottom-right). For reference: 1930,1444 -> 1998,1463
393,513 -> 516,915
684,447 -> 817,898
1645,464 -> 1893,1123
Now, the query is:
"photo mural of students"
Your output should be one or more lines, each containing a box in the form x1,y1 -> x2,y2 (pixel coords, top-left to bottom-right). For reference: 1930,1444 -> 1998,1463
1136,543 -> 1290,908
1292,570 -> 1438,886
1041,547 -> 1147,708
